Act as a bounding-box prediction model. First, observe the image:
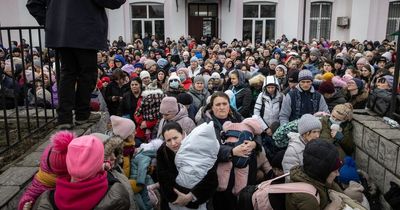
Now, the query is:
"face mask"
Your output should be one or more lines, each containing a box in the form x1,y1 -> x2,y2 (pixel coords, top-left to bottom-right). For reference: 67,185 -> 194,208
179,75 -> 186,82
170,81 -> 180,89
329,116 -> 343,125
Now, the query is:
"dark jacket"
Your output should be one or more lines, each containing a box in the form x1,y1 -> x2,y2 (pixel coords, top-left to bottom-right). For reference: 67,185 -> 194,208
324,90 -> 347,112
27,0 -> 125,50
105,81 -> 130,115
229,84 -> 253,118
156,143 -> 218,209
118,91 -> 141,119
342,89 -> 369,109
286,166 -> 342,210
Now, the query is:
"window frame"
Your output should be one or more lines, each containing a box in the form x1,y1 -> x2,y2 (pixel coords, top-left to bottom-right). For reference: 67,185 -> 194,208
309,1 -> 332,41
386,1 -> 400,41
131,3 -> 165,40
242,2 -> 277,44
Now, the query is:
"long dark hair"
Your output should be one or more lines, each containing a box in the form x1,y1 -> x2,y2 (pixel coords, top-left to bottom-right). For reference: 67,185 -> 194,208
161,121 -> 183,139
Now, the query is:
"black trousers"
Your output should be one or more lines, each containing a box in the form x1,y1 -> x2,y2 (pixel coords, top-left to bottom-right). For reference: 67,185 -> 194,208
57,48 -> 97,124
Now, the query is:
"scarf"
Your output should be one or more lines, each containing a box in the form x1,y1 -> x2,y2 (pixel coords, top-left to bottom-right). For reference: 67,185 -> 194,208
55,172 -> 108,210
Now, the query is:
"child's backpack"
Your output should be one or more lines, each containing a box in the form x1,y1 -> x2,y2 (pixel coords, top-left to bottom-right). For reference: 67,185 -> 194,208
238,173 -> 320,210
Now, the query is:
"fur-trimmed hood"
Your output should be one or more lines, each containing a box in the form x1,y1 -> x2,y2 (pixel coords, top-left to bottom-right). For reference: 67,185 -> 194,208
104,136 -> 124,164
141,88 -> 164,98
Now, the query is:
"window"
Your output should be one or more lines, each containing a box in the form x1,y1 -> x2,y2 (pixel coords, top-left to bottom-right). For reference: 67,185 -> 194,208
189,4 -> 218,17
243,3 -> 276,44
131,4 -> 164,40
309,2 -> 332,41
387,1 -> 400,41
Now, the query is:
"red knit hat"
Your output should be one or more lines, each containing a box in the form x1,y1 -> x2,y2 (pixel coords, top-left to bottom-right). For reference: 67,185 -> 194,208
318,81 -> 335,94
49,131 -> 76,175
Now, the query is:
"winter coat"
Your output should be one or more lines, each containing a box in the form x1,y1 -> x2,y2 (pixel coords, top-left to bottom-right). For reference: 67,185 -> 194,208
165,86 -> 186,99
342,89 -> 369,109
324,91 -> 346,112
188,86 -> 210,111
156,104 -> 196,138
188,66 -> 202,78
279,84 -> 329,125
230,84 -> 253,118
319,116 -> 354,159
33,177 -> 130,210
156,143 -> 218,209
0,74 -> 21,109
118,91 -> 141,119
105,81 -> 130,115
110,168 -> 139,210
254,91 -> 283,127
282,132 -> 305,175
130,149 -> 156,186
286,166 -> 342,210
27,0 -> 125,50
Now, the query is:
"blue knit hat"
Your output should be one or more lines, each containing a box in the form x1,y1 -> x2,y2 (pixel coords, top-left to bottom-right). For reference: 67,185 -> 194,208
352,78 -> 364,91
338,156 -> 360,185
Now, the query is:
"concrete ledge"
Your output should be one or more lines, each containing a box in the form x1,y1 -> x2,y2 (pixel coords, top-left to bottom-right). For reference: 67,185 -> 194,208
353,114 -> 400,210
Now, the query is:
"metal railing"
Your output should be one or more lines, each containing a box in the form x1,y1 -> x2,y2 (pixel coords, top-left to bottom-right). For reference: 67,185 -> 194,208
0,26 -> 59,154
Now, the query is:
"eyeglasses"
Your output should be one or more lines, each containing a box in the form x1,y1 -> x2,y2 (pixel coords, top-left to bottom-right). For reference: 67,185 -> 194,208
170,79 -> 179,82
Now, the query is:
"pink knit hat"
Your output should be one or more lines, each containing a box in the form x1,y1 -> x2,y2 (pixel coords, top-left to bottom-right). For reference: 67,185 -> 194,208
49,131 -> 76,175
177,68 -> 189,78
110,115 -> 135,139
66,135 -> 104,181
159,97 -> 179,115
223,118 -> 263,135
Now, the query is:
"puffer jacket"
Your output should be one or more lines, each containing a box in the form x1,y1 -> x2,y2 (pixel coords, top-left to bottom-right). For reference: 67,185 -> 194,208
156,104 -> 196,138
254,90 -> 283,127
33,181 -> 130,210
110,167 -> 138,210
319,116 -> 354,160
282,132 -> 305,175
188,86 -> 210,111
286,166 -> 342,210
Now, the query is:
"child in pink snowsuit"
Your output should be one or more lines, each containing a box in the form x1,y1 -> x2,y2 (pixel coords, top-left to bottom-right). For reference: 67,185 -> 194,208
18,131 -> 75,210
217,117 -> 263,195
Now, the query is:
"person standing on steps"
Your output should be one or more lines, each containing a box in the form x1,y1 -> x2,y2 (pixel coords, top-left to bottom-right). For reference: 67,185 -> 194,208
27,0 -> 126,129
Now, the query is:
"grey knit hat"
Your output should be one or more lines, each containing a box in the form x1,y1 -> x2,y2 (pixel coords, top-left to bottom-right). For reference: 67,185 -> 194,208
193,75 -> 205,84
298,114 -> 322,135
298,69 -> 313,81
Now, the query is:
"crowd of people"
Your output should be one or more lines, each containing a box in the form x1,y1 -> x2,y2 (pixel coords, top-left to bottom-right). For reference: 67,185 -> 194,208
1,34 -> 400,210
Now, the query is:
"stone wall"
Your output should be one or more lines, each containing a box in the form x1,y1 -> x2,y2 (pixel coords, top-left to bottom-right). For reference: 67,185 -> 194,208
353,113 -> 400,210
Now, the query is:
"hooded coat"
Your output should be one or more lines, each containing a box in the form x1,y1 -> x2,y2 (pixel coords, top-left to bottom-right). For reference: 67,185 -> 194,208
188,86 -> 210,111
254,76 -> 284,127
156,104 -> 196,138
229,71 -> 252,118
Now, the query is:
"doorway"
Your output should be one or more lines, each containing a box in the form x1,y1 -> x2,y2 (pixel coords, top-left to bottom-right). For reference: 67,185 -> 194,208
188,3 -> 218,41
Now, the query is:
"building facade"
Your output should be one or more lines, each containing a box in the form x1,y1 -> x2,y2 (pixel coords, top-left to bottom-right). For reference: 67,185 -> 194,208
1,0 -> 400,46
